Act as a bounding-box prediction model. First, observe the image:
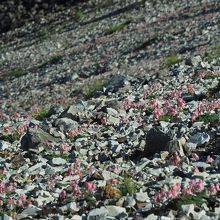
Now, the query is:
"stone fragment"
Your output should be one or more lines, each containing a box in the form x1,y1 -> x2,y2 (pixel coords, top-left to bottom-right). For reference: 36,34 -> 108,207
144,127 -> 171,156
51,157 -> 67,165
21,127 -> 60,151
87,207 -> 108,220
0,140 -> 11,150
55,117 -> 78,132
106,206 -> 127,217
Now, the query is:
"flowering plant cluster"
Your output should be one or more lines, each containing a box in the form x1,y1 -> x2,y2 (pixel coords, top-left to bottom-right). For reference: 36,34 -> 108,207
152,179 -> 220,207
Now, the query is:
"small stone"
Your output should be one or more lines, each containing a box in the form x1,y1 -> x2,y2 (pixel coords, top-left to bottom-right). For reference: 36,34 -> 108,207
135,192 -> 149,203
17,205 -> 41,219
181,204 -> 195,217
124,196 -> 136,207
51,157 -> 66,165
55,117 -> 78,132
144,214 -> 158,220
60,202 -> 79,212
87,207 -> 108,220
0,140 -> 11,150
186,132 -> 210,149
106,206 -> 127,217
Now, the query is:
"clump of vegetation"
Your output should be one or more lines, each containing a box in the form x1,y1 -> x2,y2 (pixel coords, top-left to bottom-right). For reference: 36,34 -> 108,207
158,114 -> 173,122
9,67 -> 27,78
166,190 -> 209,210
165,54 -> 182,67
0,132 -> 20,143
197,112 -> 219,124
81,78 -> 108,99
102,185 -> 122,199
119,175 -> 137,196
105,20 -> 131,35
208,79 -> 220,98
75,8 -> 85,20
33,108 -> 49,121
205,42 -> 220,63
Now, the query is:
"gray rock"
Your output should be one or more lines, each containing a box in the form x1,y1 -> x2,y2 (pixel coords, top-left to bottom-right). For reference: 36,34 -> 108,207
87,207 -> 108,220
17,205 -> 41,219
51,157 -> 67,165
60,202 -> 79,212
0,140 -> 11,150
55,117 -> 78,132
181,204 -> 195,217
21,127 -> 60,151
60,105 -> 83,121
144,127 -> 171,156
189,132 -> 210,146
105,206 -> 127,218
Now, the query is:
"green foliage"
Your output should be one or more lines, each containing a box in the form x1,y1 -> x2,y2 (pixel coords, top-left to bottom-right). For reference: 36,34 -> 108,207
196,112 -> 219,124
165,54 -> 182,67
167,190 -> 209,210
119,175 -> 137,196
33,108 -> 49,121
0,132 -> 20,143
9,67 -> 27,78
105,20 -> 131,35
208,79 -> 220,98
75,8 -> 85,20
206,42 -> 220,63
82,78 -> 108,99
158,114 -> 173,122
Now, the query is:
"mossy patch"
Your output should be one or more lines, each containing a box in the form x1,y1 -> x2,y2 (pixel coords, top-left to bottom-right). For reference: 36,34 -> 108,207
166,190 -> 209,210
105,20 -> 131,35
8,67 -> 27,78
0,132 -> 20,143
165,54 -> 182,67
196,112 -> 219,124
119,175 -> 137,196
81,78 -> 108,99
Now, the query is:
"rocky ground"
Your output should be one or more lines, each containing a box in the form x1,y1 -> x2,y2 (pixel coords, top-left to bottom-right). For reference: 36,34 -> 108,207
0,0 -> 220,219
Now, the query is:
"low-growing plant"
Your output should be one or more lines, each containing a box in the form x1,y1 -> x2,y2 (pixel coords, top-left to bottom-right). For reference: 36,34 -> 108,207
33,108 -> 49,121
81,78 -> 108,99
105,20 -> 131,35
102,185 -> 121,199
196,112 -> 219,124
205,42 -> 220,63
9,67 -> 27,78
119,175 -> 137,196
165,54 -> 182,67
158,114 -> 173,122
0,132 -> 20,143
166,190 -> 209,210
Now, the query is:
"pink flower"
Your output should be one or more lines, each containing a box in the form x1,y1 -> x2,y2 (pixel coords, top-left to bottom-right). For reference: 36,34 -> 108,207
67,164 -> 73,176
170,152 -> 181,166
70,180 -> 81,197
192,166 -> 200,173
177,98 -> 185,108
59,143 -> 71,153
8,197 -> 15,209
191,110 -> 198,121
59,190 -> 67,201
215,183 -> 220,192
0,181 -> 5,193
153,107 -> 163,119
182,186 -> 193,195
208,183 -> 217,195
195,179 -> 204,192
191,153 -> 199,161
206,155 -> 214,164
85,181 -> 96,192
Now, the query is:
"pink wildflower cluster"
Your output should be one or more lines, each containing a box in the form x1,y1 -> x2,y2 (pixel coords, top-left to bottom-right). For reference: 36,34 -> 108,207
153,179 -> 204,206
67,124 -> 87,138
141,83 -> 160,99
122,99 -> 145,111
191,100 -> 220,121
70,180 -> 81,197
208,183 -> 220,195
170,152 -> 181,166
5,194 -> 31,210
59,143 -> 71,154
85,181 -> 96,192
16,122 -> 29,135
